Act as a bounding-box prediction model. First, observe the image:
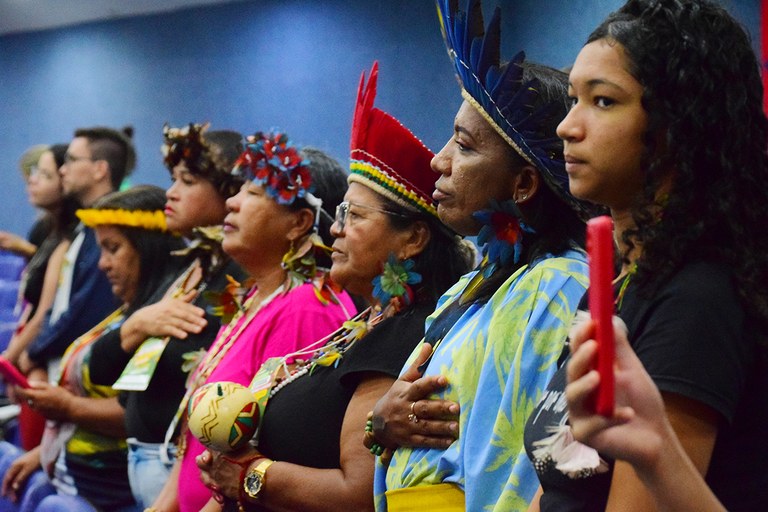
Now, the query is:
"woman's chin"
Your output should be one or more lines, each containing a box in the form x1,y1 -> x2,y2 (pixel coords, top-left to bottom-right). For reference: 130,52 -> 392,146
438,208 -> 478,237
115,287 -> 134,305
221,239 -> 235,256
329,265 -> 346,287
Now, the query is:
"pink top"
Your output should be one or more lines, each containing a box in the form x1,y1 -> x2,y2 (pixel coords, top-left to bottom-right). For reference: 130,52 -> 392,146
178,282 -> 355,512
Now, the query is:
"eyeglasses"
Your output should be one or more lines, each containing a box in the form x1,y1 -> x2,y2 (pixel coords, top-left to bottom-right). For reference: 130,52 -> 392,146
28,166 -> 57,180
64,153 -> 94,164
334,201 -> 410,232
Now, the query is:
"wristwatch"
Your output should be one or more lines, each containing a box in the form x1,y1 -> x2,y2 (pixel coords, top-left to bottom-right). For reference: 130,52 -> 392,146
242,458 -> 275,500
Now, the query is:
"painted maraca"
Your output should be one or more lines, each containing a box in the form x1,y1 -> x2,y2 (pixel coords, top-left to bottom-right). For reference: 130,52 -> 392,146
187,381 -> 260,452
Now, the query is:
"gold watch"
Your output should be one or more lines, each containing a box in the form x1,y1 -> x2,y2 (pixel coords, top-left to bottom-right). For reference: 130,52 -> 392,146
242,458 -> 275,500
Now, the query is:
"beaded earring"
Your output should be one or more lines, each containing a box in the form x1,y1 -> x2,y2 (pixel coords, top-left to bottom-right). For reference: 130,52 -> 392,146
371,253 -> 422,312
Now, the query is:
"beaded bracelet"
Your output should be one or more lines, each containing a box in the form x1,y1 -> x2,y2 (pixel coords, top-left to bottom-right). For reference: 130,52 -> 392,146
363,411 -> 394,464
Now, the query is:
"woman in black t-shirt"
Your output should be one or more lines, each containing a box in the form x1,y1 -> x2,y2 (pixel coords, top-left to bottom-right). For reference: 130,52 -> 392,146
563,316 -> 728,512
523,1 -> 768,511
195,63 -> 473,512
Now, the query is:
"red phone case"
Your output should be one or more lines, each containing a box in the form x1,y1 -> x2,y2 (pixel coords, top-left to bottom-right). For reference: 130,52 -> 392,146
0,356 -> 30,389
587,216 -> 615,417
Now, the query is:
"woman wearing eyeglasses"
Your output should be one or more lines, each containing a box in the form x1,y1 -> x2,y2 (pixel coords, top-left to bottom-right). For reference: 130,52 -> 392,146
195,62 -> 473,512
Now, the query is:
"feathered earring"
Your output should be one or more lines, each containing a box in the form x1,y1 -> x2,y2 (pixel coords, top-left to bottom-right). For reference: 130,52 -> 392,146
282,232 -> 344,306
281,233 -> 327,281
202,274 -> 249,323
371,253 -> 422,313
473,198 -> 535,277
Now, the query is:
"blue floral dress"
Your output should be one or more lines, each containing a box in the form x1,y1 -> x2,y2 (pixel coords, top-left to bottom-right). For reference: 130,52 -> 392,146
375,250 -> 588,511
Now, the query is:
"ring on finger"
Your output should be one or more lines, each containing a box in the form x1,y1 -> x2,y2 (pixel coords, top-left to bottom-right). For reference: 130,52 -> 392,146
408,402 -> 419,423
26,399 -> 34,408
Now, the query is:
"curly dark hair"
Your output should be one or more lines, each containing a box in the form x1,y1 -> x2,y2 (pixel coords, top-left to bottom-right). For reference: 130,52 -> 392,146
588,0 -> 768,333
162,124 -> 244,198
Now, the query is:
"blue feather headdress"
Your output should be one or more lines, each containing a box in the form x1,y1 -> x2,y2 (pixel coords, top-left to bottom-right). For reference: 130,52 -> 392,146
436,0 -> 595,218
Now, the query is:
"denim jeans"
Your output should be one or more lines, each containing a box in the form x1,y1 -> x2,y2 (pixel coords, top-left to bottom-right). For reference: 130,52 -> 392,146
126,438 -> 176,509
0,441 -> 55,512
35,494 -> 142,512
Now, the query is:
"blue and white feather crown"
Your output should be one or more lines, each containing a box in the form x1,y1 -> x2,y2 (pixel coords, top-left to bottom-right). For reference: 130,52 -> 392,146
436,0 -> 596,218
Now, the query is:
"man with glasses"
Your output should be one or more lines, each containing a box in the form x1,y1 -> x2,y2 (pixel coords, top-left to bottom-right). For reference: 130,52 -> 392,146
24,126 -> 135,384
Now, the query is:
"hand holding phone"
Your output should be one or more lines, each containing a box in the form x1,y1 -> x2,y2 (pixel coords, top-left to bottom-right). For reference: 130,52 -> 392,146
0,356 -> 30,389
586,216 -> 615,417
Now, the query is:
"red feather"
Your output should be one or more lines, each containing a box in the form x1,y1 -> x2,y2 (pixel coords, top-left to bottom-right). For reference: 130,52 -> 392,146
351,61 -> 379,151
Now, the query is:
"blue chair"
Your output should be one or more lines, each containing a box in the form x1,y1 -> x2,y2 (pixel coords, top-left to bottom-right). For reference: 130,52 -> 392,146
0,254 -> 24,282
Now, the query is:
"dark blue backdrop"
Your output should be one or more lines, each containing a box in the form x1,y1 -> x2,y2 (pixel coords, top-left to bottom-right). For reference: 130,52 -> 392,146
0,0 -> 759,237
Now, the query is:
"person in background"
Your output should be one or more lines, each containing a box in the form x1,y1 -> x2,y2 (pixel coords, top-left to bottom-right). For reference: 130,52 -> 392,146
151,131 -> 356,512
86,124 -> 247,509
195,62 -> 474,512
0,145 -> 52,260
5,144 -> 79,365
0,185 -> 184,512
523,1 -> 768,510
2,144 -> 79,451
22,127 -> 136,384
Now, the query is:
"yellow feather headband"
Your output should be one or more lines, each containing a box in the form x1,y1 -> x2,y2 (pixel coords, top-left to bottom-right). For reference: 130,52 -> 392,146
76,209 -> 167,231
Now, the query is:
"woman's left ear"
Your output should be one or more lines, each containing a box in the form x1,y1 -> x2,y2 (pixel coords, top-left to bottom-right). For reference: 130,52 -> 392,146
513,165 -> 540,204
400,221 -> 431,260
286,208 -> 317,242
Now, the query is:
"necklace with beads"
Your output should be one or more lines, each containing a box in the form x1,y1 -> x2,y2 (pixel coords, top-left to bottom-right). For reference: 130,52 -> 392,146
165,283 -> 286,458
264,306 -> 382,399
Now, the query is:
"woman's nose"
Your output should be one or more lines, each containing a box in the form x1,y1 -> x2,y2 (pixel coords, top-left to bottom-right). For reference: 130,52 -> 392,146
431,141 -> 452,176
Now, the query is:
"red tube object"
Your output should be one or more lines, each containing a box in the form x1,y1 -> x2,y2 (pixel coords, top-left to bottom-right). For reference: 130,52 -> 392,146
587,216 -> 615,417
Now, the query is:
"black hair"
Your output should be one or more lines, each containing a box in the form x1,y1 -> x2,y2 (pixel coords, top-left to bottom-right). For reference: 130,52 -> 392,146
291,147 -> 349,252
380,197 -> 474,305
517,61 -> 588,257
49,143 -> 67,169
205,130 -> 245,198
75,126 -> 136,190
48,143 -> 80,238
166,128 -> 245,199
588,0 -> 768,334
91,185 -> 185,311
23,144 -> 81,286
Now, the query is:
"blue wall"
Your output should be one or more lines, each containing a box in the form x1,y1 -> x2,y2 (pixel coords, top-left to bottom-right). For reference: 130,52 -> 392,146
0,0 -> 760,237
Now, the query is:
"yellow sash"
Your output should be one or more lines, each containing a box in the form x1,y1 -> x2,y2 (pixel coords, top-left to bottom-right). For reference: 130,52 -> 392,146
386,483 -> 465,512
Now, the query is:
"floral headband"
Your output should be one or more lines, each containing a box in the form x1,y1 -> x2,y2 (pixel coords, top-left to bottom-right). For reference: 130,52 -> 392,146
231,132 -> 313,206
161,123 -> 243,198
76,208 -> 167,231
162,123 -> 215,175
